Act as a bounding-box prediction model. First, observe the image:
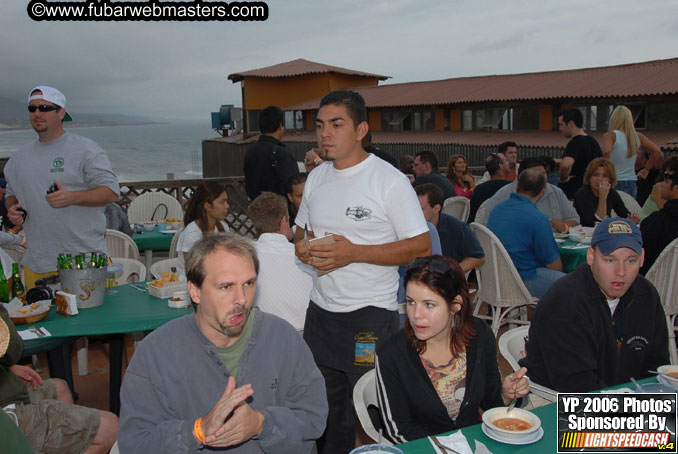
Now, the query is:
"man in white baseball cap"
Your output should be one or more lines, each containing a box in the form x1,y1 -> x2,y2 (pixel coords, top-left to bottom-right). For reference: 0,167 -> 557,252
4,86 -> 120,289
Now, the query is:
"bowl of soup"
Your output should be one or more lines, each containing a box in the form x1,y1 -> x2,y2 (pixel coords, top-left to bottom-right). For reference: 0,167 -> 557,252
482,406 -> 541,440
657,365 -> 678,387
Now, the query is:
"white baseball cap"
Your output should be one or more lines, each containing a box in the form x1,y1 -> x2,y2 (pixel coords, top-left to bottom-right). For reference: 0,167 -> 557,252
28,86 -> 73,121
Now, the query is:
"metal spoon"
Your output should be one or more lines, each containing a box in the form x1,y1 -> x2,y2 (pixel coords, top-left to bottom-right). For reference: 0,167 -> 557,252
630,377 -> 645,392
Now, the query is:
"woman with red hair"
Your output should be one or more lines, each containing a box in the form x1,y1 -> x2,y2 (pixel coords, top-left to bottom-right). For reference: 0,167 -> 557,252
375,255 -> 529,444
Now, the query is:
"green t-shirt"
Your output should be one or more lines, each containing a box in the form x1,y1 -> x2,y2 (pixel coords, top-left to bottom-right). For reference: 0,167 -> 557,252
0,409 -> 32,454
216,308 -> 257,380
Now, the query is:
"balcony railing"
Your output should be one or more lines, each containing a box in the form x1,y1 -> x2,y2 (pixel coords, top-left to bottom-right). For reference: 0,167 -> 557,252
119,177 -> 256,238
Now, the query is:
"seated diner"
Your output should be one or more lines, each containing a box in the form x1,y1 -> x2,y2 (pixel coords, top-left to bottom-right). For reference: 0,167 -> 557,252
375,255 -> 529,444
175,181 -> 230,277
574,157 -> 640,227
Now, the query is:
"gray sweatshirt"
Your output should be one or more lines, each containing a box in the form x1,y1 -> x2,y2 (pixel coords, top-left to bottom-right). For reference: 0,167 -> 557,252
119,311 -> 327,453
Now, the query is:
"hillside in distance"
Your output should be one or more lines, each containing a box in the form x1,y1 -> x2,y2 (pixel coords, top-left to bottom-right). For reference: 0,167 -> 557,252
0,96 -> 157,129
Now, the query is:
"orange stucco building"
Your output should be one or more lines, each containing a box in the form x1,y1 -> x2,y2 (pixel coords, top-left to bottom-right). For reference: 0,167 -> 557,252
227,58 -> 389,134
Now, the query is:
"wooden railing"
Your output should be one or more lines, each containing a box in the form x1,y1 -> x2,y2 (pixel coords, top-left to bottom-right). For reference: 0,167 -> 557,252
118,177 -> 257,238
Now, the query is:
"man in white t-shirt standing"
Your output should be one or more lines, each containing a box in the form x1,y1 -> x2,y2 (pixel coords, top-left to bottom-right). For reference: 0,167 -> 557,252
294,89 -> 431,454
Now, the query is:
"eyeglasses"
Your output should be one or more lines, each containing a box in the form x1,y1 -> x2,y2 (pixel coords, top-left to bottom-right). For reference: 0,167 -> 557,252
28,104 -> 61,113
408,257 -> 452,275
665,172 -> 678,182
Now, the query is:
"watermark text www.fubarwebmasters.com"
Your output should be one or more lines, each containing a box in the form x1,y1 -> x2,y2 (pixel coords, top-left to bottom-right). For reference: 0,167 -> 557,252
27,0 -> 268,21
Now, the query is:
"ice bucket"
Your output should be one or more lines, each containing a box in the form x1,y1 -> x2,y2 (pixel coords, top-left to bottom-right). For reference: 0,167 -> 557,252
58,267 -> 107,309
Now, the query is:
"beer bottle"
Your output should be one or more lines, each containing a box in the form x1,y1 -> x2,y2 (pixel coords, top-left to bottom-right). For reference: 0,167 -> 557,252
98,254 -> 107,269
74,255 -> 84,270
90,252 -> 98,268
11,263 -> 25,304
0,262 -> 8,303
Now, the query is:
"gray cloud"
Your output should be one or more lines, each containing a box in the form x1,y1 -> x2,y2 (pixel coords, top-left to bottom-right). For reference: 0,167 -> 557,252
2,0 -> 677,121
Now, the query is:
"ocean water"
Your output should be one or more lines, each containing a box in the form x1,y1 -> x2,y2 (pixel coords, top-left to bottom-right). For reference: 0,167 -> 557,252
0,121 -> 217,182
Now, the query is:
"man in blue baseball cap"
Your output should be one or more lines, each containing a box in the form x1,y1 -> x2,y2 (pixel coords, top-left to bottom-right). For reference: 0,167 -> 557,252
519,217 -> 669,395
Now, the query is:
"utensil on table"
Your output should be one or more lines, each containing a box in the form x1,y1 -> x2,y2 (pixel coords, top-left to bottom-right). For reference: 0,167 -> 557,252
430,435 -> 460,454
629,377 -> 645,392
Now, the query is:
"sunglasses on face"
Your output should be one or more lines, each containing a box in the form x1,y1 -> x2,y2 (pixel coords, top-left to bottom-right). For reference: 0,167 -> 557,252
408,257 -> 453,275
664,172 -> 678,182
28,104 -> 61,113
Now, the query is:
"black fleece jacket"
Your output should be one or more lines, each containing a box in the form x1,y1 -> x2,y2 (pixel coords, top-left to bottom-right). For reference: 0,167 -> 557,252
375,318 -> 504,444
520,264 -> 668,392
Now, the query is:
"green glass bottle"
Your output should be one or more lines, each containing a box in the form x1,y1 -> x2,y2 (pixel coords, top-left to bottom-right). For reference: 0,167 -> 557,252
10,263 -> 25,304
0,262 -> 8,303
90,252 -> 98,268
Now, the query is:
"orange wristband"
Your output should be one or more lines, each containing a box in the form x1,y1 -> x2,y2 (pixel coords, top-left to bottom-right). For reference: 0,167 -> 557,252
194,418 -> 205,443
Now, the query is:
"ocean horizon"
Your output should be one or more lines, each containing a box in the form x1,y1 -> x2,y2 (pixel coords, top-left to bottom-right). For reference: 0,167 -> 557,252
0,121 -> 219,183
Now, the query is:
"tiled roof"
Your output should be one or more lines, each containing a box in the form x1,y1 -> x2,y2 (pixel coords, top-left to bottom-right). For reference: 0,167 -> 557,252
276,130 -> 678,151
285,58 -> 678,110
227,58 -> 390,82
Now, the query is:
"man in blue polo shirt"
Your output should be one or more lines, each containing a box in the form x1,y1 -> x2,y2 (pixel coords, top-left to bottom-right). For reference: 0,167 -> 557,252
488,168 -> 565,298
415,183 -> 484,273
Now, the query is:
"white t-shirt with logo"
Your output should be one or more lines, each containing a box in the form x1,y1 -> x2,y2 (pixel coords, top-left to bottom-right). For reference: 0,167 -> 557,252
295,154 -> 428,312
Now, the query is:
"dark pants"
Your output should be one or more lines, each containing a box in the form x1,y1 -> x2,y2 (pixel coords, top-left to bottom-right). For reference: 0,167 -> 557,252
304,301 -> 399,454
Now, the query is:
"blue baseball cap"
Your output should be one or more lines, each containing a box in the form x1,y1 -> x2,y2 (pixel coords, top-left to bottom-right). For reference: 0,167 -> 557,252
591,217 -> 642,255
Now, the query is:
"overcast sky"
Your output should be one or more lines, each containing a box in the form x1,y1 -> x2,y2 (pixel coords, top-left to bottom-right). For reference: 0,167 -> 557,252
2,0 -> 677,121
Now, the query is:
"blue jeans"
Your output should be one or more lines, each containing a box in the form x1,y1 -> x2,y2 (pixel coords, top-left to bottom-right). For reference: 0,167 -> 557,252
616,180 -> 637,199
523,267 -> 566,299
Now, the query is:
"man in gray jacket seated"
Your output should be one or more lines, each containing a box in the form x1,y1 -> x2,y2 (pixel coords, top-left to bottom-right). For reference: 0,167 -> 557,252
118,233 -> 328,453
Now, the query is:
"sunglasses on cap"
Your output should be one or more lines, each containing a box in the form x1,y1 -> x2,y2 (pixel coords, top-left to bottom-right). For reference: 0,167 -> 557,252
408,256 -> 453,275
28,104 -> 61,113
665,172 -> 678,182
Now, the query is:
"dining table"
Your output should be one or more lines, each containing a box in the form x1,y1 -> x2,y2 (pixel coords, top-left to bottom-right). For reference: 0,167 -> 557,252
396,377 -> 658,453
132,226 -> 176,274
557,237 -> 590,273
18,282 -> 193,414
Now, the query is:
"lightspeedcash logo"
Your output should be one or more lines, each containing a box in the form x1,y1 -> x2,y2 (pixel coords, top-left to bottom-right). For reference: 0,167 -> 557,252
27,0 -> 269,22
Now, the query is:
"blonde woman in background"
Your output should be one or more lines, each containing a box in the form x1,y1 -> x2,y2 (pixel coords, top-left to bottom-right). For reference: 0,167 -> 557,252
602,105 -> 662,199
445,154 -> 475,199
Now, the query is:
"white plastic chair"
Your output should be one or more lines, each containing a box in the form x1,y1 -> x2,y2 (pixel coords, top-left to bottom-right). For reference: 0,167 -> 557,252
352,369 -> 389,445
473,199 -> 492,225
127,192 -> 184,224
111,257 -> 147,284
104,229 -> 140,260
442,196 -> 470,222
1,244 -> 25,265
613,190 -> 642,217
150,258 -> 180,280
470,223 -> 539,336
76,258 -> 146,376
498,326 -> 557,402
645,238 -> 678,364
168,228 -> 183,259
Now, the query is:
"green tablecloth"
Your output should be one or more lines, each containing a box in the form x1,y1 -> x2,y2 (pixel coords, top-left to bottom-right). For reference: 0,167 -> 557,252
18,282 -> 193,339
397,377 -> 657,454
558,238 -> 589,273
132,228 -> 175,252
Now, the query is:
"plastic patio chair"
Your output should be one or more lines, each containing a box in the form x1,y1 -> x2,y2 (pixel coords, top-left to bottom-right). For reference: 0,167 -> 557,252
127,192 -> 184,224
498,326 -> 557,402
442,196 -> 470,222
104,229 -> 140,260
469,223 -> 539,336
645,237 -> 678,364
352,369 -> 390,445
473,199 -> 493,225
150,258 -> 180,280
168,227 -> 184,259
111,257 -> 147,284
613,190 -> 642,217
75,258 -> 146,376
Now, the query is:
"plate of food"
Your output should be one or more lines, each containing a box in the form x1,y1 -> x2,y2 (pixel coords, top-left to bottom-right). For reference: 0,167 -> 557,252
554,232 -> 568,239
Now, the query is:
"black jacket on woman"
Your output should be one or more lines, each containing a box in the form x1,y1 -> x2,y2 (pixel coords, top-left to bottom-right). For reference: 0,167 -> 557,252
375,318 -> 504,444
574,185 -> 629,227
